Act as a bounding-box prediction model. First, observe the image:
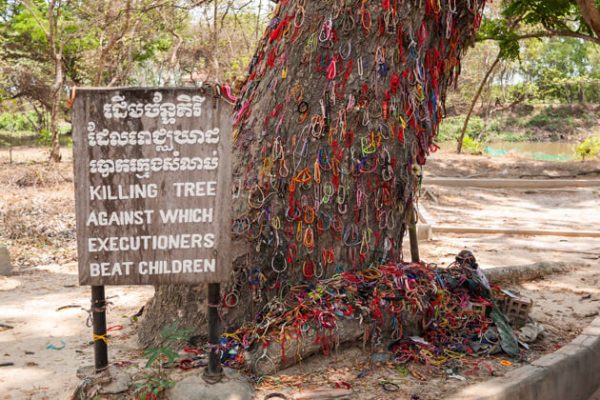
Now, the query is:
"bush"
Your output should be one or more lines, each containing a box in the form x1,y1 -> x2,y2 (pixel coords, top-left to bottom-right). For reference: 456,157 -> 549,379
0,112 -> 38,132
462,135 -> 484,155
576,135 -> 600,160
39,128 -> 52,145
525,107 -> 572,132
438,115 -> 485,142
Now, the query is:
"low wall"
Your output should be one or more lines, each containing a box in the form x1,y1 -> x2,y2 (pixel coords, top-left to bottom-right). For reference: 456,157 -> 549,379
448,317 -> 600,400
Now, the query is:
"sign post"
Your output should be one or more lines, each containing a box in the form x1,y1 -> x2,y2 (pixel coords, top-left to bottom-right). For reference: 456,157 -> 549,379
203,283 -> 222,382
72,86 -> 233,378
91,285 -> 108,372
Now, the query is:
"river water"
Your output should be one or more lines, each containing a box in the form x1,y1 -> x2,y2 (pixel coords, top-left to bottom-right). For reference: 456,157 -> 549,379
439,141 -> 578,161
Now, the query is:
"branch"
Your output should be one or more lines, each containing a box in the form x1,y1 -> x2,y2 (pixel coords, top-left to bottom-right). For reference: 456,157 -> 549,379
479,30 -> 600,46
19,0 -> 50,39
576,0 -> 600,39
457,52 -> 501,154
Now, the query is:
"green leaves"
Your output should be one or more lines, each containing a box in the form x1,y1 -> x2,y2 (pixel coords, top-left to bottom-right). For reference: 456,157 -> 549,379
159,323 -> 192,343
480,0 -> 600,62
502,0 -> 579,34
576,135 -> 600,160
136,323 -> 188,399
142,323 -> 191,368
479,18 -> 521,60
142,346 -> 179,368
134,374 -> 175,400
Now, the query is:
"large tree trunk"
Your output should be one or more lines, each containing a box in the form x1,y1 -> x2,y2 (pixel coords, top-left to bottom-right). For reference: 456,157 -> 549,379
140,0 -> 486,346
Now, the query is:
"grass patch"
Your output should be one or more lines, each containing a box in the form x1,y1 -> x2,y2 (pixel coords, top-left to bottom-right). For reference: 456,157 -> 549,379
0,130 -> 72,147
0,130 -> 38,146
438,116 -> 484,142
577,135 -> 600,160
493,130 -> 532,142
524,111 -> 572,132
441,104 -> 598,144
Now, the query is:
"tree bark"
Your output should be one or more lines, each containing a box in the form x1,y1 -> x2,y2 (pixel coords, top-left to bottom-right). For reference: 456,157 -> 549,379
21,0 -> 63,162
140,0 -> 486,346
49,77 -> 62,163
576,0 -> 600,40
212,0 -> 221,82
48,2 -> 63,163
457,52 -> 500,154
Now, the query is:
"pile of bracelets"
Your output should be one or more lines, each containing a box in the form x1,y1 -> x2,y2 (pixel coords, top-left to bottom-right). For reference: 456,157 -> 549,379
218,261 -> 513,372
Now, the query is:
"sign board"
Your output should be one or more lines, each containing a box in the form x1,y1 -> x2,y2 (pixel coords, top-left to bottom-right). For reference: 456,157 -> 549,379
72,87 -> 232,285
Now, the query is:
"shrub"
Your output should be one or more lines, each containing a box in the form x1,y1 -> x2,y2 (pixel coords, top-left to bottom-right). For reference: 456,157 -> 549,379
462,135 -> 484,155
0,112 -> 37,132
576,135 -> 600,160
525,107 -> 572,132
438,115 -> 485,142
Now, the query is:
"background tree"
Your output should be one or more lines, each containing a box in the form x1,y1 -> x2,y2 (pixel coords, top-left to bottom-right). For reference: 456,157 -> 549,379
140,0 -> 487,345
0,0 -> 214,160
456,0 -> 600,153
1,0 -> 77,161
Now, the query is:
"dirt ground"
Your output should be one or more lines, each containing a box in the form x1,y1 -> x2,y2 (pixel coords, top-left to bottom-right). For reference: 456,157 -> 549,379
425,150 -> 600,179
0,146 -> 599,400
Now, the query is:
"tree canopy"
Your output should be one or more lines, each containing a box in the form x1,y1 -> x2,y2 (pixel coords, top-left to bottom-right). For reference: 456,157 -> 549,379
454,0 -> 600,152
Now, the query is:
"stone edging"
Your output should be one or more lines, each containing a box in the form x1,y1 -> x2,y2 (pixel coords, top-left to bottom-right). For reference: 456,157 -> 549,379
448,317 -> 600,400
483,261 -> 577,283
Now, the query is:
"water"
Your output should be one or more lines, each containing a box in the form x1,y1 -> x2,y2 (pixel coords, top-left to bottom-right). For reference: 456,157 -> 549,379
484,141 -> 578,161
439,141 -> 578,161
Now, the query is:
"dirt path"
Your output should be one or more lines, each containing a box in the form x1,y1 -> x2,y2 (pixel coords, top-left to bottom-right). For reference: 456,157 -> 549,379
425,151 -> 600,179
0,264 -> 151,400
418,152 -> 600,268
0,150 -> 153,399
422,187 -> 600,232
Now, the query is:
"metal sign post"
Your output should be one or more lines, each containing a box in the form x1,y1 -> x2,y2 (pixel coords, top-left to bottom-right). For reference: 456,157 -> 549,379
203,283 -> 223,383
91,285 -> 109,372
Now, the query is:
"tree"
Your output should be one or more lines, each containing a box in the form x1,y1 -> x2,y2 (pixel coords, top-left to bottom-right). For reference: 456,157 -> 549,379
140,0 -> 487,346
0,0 -> 197,161
13,0 -> 73,162
456,0 -> 600,152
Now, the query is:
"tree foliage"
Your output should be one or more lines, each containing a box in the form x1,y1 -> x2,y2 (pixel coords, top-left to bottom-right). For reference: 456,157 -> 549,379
0,0 -> 268,161
453,0 -> 600,152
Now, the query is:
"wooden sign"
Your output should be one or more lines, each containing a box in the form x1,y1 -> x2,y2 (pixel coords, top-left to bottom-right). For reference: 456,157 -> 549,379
72,87 -> 232,285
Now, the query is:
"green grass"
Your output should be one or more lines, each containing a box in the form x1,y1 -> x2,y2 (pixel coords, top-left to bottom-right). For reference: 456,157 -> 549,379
0,130 -> 38,146
493,130 -> 532,142
0,130 -> 72,147
524,112 -> 572,132
437,115 -> 485,142
438,104 -> 597,144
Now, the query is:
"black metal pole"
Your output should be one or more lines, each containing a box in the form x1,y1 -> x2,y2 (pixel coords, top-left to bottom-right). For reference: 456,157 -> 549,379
91,285 -> 109,373
408,203 -> 420,263
203,283 -> 223,383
